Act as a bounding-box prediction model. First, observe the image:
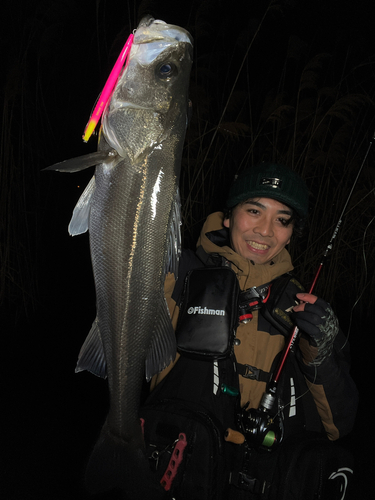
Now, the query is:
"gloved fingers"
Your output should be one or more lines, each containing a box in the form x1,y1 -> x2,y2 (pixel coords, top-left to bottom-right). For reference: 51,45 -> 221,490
294,294 -> 329,310
295,292 -> 318,302
293,304 -> 327,328
293,293 -> 317,312
293,297 -> 333,339
293,318 -> 321,338
298,302 -> 327,320
293,296 -> 339,367
309,297 -> 331,312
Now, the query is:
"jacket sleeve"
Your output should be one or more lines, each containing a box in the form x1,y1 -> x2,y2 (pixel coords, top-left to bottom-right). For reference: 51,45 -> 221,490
297,330 -> 358,440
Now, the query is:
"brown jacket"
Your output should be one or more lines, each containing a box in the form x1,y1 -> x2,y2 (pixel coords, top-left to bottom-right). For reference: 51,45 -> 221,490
152,212 -> 358,440
153,212 -> 292,407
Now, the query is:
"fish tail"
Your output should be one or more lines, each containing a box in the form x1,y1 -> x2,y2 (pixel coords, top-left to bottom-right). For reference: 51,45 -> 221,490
84,424 -> 166,499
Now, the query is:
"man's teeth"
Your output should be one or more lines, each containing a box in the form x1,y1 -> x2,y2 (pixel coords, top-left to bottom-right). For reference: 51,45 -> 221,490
248,241 -> 268,250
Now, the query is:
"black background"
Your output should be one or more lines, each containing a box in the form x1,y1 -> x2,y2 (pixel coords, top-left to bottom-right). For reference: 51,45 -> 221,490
1,1 -> 374,498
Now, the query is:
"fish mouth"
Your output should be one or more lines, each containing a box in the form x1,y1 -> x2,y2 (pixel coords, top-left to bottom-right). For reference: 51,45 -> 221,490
134,18 -> 193,46
137,15 -> 155,28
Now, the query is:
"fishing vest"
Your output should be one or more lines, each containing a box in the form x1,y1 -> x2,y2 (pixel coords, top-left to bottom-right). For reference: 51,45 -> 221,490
140,250 -> 353,499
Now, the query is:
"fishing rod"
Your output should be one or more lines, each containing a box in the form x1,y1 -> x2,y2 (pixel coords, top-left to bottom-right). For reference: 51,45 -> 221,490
236,130 -> 375,450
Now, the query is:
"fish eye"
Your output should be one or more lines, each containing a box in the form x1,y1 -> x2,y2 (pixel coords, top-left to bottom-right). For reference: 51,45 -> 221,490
157,62 -> 177,79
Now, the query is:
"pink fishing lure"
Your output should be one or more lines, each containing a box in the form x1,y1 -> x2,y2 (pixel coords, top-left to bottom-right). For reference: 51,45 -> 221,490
83,33 -> 134,142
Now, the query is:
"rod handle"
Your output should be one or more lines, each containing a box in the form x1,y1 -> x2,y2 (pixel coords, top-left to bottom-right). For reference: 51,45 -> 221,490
225,428 -> 245,444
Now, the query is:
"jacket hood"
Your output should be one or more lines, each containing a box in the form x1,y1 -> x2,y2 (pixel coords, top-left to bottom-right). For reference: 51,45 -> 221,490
196,212 -> 294,289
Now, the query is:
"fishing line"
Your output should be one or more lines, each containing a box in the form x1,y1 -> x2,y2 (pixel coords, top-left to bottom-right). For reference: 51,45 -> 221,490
342,211 -> 375,350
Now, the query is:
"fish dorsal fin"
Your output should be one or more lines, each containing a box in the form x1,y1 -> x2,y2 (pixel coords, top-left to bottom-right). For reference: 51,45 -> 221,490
145,298 -> 176,382
164,188 -> 181,280
75,318 -> 107,379
68,175 -> 96,236
43,150 -> 116,172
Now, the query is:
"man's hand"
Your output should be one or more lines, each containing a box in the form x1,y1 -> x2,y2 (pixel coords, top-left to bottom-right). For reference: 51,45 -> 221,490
292,293 -> 339,366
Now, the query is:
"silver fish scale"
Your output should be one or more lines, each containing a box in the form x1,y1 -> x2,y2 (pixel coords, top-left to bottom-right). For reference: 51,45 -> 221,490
89,143 -> 179,436
109,108 -> 165,161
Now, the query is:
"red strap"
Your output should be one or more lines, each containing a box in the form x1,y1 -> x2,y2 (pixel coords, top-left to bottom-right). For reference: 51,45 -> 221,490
239,313 -> 253,322
160,433 -> 187,491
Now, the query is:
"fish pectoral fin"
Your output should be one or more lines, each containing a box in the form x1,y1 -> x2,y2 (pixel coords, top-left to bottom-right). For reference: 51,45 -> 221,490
43,150 -> 117,172
76,318 -> 107,378
164,188 -> 182,279
145,299 -> 177,382
68,175 -> 96,236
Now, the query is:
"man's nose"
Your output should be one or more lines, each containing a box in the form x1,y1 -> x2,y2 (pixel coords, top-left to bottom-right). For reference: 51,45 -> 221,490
254,217 -> 273,237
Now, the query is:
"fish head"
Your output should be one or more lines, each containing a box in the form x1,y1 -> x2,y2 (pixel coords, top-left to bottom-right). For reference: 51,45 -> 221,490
102,18 -> 193,161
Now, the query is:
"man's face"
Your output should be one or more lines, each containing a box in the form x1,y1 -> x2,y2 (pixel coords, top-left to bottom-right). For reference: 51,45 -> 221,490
223,197 -> 294,265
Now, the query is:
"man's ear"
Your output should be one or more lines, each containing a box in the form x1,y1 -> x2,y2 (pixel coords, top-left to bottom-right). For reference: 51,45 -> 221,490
223,218 -> 230,228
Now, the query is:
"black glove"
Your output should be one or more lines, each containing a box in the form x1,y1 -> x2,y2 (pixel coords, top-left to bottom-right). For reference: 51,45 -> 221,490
293,298 -> 339,366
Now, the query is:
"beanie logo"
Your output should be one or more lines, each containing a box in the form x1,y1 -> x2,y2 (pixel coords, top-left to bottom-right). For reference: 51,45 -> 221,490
261,177 -> 282,189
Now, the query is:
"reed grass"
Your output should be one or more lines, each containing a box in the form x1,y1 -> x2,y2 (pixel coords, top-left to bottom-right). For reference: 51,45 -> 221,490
1,0 -> 374,321
179,1 -> 375,317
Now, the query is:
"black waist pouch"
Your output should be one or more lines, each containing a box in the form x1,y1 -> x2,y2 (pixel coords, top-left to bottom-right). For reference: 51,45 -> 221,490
175,267 -> 239,360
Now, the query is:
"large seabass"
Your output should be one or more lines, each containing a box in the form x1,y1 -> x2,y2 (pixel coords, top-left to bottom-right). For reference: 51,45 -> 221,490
46,16 -> 193,497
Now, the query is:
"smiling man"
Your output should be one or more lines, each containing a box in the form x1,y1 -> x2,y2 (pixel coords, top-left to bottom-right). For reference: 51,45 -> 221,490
223,198 -> 294,264
145,163 -> 358,500
223,162 -> 307,265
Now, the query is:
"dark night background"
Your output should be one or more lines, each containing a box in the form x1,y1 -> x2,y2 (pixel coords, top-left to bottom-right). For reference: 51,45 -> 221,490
1,0 -> 374,498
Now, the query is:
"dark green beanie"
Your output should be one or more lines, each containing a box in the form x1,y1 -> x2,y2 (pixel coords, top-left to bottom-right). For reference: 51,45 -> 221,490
226,163 -> 309,219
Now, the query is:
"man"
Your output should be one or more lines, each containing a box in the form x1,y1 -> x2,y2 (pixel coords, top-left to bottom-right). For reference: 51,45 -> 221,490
144,163 -> 358,499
